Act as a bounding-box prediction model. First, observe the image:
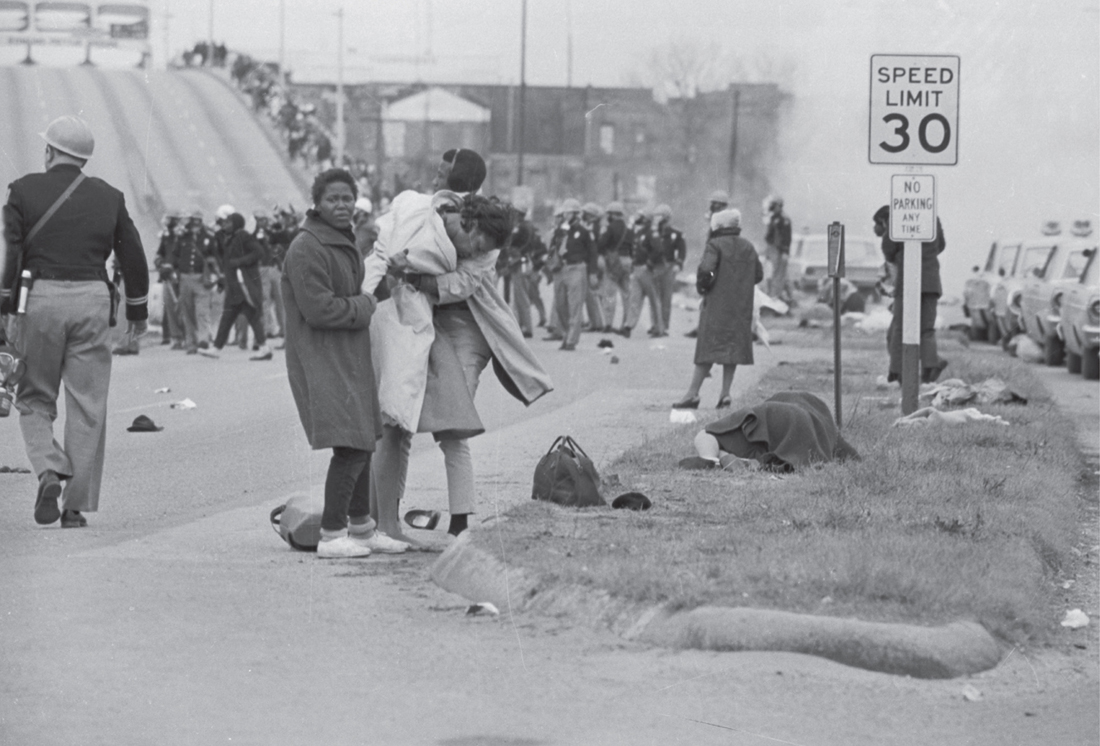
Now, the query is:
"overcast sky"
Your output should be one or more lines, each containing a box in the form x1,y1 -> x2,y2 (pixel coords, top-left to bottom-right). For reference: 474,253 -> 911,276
33,0 -> 1079,292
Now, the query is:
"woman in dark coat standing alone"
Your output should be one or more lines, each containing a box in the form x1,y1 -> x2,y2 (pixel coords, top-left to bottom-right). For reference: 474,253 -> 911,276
282,169 -> 409,559
673,208 -> 764,409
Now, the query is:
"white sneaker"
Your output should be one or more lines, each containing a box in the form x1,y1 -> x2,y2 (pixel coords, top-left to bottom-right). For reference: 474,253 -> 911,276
197,348 -> 220,359
352,530 -> 409,554
316,535 -> 372,558
250,345 -> 273,361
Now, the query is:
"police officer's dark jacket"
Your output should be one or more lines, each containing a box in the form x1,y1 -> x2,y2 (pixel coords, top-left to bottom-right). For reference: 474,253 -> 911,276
3,163 -> 149,320
642,222 -> 686,267
559,218 -> 597,273
597,217 -> 633,258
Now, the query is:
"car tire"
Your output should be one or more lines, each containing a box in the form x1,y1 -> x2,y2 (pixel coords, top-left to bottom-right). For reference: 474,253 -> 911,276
1082,351 -> 1100,381
1066,350 -> 1082,375
1043,334 -> 1065,366
986,315 -> 1001,344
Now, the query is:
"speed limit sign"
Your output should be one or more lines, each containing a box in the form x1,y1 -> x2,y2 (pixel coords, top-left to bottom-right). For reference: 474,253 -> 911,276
869,54 -> 959,165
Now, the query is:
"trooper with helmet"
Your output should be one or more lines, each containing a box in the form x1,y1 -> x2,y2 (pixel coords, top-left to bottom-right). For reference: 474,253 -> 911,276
172,209 -> 218,352
506,202 -> 547,337
548,197 -> 596,350
597,200 -> 634,332
542,203 -> 569,341
155,210 -> 185,347
0,115 -> 149,528
641,203 -> 685,336
253,209 -> 285,339
618,208 -> 664,338
201,209 -> 273,361
763,194 -> 793,303
581,201 -> 608,332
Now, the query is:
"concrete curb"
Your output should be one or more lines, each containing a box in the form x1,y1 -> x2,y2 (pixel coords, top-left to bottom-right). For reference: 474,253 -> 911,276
430,532 -> 1005,680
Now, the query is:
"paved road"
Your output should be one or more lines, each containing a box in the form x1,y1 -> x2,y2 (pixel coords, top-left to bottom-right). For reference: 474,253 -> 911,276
0,66 -> 309,258
1,305 -> 1097,745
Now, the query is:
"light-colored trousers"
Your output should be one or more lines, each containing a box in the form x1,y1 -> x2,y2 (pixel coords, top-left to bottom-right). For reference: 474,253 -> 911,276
261,265 -> 285,336
552,263 -> 588,346
177,273 -> 215,349
371,309 -> 491,516
12,280 -> 112,512
601,255 -> 632,329
653,262 -> 677,333
625,265 -> 664,332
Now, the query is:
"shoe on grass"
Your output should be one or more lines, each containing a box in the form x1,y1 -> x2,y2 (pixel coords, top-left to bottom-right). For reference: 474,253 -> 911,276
35,470 -> 62,525
316,535 -> 372,558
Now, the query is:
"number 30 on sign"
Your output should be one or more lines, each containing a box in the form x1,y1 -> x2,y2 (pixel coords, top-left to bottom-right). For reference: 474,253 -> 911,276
869,54 -> 960,166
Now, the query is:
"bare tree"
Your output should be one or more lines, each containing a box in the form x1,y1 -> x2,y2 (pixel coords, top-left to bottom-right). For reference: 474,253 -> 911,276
626,37 -> 797,100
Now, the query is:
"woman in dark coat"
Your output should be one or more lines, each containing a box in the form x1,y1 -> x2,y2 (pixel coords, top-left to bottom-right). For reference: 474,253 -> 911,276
282,169 -> 408,559
673,208 -> 763,409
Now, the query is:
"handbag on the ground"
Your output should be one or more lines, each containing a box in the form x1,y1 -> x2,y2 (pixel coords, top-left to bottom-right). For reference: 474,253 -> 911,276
269,492 -> 325,551
532,435 -> 605,507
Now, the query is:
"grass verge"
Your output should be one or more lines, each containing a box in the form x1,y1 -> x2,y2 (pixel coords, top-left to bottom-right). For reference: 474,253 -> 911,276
483,325 -> 1092,644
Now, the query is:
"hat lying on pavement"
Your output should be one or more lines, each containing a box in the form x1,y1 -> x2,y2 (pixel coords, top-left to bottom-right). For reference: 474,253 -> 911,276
126,414 -> 163,432
611,492 -> 652,511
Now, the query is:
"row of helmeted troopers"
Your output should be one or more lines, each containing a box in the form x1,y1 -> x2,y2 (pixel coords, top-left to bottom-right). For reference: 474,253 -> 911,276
127,198 -> 377,357
501,191 -> 735,349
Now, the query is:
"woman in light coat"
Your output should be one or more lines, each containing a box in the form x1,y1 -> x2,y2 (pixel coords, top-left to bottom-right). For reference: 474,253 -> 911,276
282,168 -> 408,559
673,208 -> 763,410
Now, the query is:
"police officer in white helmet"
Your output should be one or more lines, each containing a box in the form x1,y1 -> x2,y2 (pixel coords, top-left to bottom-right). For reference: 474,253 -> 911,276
0,115 -> 149,528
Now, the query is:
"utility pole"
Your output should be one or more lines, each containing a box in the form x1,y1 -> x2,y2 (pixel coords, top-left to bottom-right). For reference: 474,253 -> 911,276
565,0 -> 573,87
335,6 -> 346,166
728,86 -> 740,195
278,0 -> 286,83
517,0 -> 527,186
161,1 -> 172,69
207,0 -> 214,55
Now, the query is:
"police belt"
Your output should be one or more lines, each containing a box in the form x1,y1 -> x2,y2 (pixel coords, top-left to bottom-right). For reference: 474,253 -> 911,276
434,300 -> 471,313
31,266 -> 110,282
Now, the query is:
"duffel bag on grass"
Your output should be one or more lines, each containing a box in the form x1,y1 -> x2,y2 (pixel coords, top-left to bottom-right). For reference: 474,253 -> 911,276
270,492 -> 324,551
532,435 -> 605,507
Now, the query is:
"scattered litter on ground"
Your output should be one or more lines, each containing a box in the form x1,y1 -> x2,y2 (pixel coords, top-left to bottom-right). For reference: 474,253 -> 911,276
920,377 -> 1028,408
961,684 -> 984,702
1061,609 -> 1090,629
755,288 -> 788,317
1011,335 -> 1045,363
893,407 -> 1010,427
649,343 -> 666,351
170,398 -> 197,410
669,409 -> 697,424
609,356 -> 620,364
466,602 -> 499,617
0,465 -> 31,473
597,338 -> 614,349
154,387 -> 171,394
854,307 -> 893,333
875,375 -> 900,390
1062,580 -> 1076,589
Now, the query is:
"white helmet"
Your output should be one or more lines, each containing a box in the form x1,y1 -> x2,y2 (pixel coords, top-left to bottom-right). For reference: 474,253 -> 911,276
214,204 -> 236,220
354,197 -> 373,214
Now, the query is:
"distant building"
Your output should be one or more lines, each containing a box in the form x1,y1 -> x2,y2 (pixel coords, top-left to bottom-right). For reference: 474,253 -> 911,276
290,80 -> 788,256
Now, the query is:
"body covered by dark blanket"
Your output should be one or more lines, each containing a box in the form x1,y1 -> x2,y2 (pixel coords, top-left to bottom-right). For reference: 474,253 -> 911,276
705,391 -> 860,471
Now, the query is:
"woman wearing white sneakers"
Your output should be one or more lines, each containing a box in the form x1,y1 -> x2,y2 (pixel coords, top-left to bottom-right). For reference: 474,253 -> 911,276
281,168 -> 408,558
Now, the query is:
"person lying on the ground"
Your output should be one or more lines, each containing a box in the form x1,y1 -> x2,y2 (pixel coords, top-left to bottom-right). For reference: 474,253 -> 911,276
688,391 -> 861,472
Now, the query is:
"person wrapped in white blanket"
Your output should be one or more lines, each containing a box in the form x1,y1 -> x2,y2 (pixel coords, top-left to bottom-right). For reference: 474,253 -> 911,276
363,149 -> 552,547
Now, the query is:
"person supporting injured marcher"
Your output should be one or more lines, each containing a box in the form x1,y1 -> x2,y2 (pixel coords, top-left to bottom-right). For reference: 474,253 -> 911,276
371,192 -> 552,548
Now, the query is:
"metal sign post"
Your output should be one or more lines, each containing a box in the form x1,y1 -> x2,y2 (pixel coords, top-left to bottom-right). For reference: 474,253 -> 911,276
827,221 -> 845,426
890,174 -> 937,414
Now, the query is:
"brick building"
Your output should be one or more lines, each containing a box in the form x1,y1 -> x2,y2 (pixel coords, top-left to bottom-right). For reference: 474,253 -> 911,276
291,80 -> 788,257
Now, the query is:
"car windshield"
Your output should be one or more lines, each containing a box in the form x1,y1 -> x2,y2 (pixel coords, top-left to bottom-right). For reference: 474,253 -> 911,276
1081,251 -> 1098,285
998,244 -> 1020,275
794,237 -> 879,267
1018,245 -> 1054,276
1062,249 -> 1090,280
